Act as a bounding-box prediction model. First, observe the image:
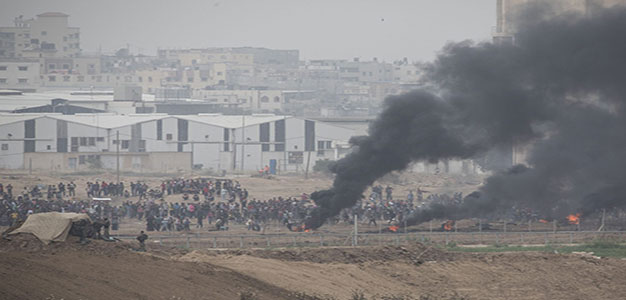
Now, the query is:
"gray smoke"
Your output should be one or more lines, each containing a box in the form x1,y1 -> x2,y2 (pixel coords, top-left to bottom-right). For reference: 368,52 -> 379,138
307,4 -> 626,229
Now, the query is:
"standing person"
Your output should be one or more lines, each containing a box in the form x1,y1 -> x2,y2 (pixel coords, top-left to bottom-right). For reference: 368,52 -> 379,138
103,217 -> 111,239
68,181 -> 76,197
385,185 -> 393,201
136,231 -> 148,252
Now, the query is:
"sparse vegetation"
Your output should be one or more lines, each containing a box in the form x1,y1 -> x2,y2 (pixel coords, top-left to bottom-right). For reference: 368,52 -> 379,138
445,240 -> 626,258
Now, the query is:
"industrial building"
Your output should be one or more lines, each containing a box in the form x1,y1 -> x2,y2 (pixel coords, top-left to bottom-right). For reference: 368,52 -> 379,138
0,113 -> 355,173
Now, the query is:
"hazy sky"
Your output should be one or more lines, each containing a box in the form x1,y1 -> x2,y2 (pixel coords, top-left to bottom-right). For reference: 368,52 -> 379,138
0,0 -> 496,62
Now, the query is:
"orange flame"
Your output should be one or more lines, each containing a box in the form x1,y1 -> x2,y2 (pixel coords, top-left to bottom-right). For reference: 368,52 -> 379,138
539,219 -> 549,224
443,220 -> 454,231
389,225 -> 399,232
567,213 -> 581,225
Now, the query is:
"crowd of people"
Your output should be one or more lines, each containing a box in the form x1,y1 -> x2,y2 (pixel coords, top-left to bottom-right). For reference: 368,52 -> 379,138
0,181 -> 123,228
1,176 -> 470,236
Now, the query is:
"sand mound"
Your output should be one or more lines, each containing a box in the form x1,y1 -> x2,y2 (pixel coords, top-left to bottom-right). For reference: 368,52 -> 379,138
209,243 -> 453,265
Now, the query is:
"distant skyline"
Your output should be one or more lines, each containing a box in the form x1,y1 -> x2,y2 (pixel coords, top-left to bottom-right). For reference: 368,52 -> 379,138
0,0 -> 496,62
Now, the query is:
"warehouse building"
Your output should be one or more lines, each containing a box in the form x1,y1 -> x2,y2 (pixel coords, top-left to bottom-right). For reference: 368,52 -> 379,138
0,113 -> 355,173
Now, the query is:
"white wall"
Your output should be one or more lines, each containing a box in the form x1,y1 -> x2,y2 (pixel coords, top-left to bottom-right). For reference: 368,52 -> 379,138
0,121 -> 25,168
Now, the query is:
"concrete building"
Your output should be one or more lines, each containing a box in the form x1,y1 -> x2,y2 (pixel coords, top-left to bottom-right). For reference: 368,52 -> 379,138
192,89 -> 284,113
494,0 -> 626,43
0,60 -> 41,92
0,13 -> 80,58
0,113 -> 356,173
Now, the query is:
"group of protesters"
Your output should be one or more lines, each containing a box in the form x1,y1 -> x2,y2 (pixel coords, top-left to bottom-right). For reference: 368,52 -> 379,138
0,175 -> 471,235
0,183 -> 123,229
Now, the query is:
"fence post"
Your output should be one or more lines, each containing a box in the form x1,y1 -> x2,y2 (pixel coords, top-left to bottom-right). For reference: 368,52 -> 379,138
186,236 -> 190,249
528,219 -> 532,232
239,236 -> 244,248
266,236 -> 271,248
520,233 -> 524,244
496,233 -> 499,245
545,232 -> 549,245
320,234 -> 324,247
213,237 -> 217,248
353,214 -> 358,247
569,232 -> 573,244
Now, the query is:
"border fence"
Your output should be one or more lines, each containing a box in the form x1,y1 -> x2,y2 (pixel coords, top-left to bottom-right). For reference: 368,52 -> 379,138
116,230 -> 626,250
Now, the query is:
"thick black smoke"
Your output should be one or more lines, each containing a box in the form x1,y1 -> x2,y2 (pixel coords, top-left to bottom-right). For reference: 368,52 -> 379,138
307,4 -> 626,229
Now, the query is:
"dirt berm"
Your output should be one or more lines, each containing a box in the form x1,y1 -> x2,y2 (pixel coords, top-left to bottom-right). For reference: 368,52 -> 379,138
0,234 -> 291,300
2,234 -> 626,300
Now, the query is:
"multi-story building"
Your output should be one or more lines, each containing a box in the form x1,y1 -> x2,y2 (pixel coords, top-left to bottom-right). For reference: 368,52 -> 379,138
0,60 -> 41,91
0,13 -> 80,59
494,0 -> 626,43
193,89 -> 284,113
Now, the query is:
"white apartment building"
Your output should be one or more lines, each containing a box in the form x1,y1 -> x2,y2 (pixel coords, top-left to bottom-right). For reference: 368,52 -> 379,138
192,89 -> 284,113
0,12 -> 80,59
0,60 -> 41,91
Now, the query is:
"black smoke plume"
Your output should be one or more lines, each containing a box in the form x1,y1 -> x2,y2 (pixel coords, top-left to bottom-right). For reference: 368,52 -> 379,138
307,4 -> 626,229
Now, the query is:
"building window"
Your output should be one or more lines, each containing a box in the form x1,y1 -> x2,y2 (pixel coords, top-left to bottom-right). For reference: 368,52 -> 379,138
18,66 -> 27,71
273,96 -> 280,103
166,133 -> 172,141
62,64 -> 70,69
41,31 -> 47,36
48,64 -> 56,70
88,137 -> 95,146
71,137 -> 78,152
18,78 -> 27,84
0,78 -> 7,84
79,137 -> 87,146
148,77 -> 152,82
138,140 -> 146,152
79,155 -> 85,165
46,145 -> 51,150
1,144 -> 8,151
156,120 -> 163,140
96,137 -> 104,142
0,66 -> 6,71
77,75 -> 84,82
63,75 -> 70,82
260,96 -> 269,103
121,140 -> 129,149
48,76 -> 56,82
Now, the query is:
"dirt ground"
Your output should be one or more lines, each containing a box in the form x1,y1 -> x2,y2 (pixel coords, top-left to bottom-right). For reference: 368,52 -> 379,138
0,169 -> 485,205
1,234 -> 626,300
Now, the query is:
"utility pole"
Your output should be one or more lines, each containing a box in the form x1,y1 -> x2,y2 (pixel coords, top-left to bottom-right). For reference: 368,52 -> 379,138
241,115 -> 245,171
116,130 -> 120,184
283,115 -> 288,173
